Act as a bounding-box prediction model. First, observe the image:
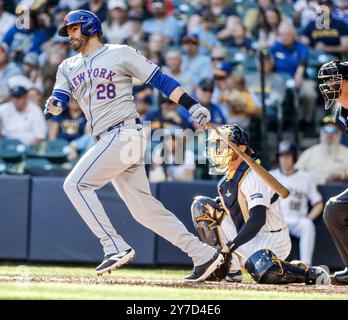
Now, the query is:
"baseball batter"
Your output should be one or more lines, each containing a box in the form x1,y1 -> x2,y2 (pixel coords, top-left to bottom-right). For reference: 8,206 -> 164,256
318,60 -> 348,285
191,124 -> 330,285
44,10 -> 224,281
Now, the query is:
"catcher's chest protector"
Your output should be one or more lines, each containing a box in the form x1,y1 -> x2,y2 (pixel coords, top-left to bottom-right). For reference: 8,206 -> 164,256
217,161 -> 250,231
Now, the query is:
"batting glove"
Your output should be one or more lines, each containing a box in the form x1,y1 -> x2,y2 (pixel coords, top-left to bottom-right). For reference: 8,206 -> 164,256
189,103 -> 211,127
44,97 -> 63,116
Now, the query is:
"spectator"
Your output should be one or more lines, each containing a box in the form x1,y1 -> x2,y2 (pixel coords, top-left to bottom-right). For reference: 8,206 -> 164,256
162,48 -> 193,94
53,3 -> 71,28
227,22 -> 253,52
258,5 -> 283,48
148,33 -> 166,67
145,96 -> 192,131
194,78 -> 226,126
295,116 -> 348,184
301,0 -> 348,59
245,51 -> 286,121
149,130 -> 195,182
244,0 -> 276,35
41,34 -> 70,98
28,87 -> 44,107
210,45 -> 229,68
22,52 -> 44,94
0,42 -> 21,104
128,0 -> 152,20
142,0 -> 181,45
181,33 -> 212,86
191,9 -> 221,55
125,10 -> 149,46
270,22 -> 317,126
189,0 -> 240,44
221,72 -> 261,129
68,135 -> 95,161
48,99 -> 87,142
2,9 -> 55,59
58,0 -> 88,11
0,0 -> 16,39
270,140 -> 324,265
211,61 -> 233,105
102,0 -> 132,44
0,85 -> 47,146
134,91 -> 152,120
293,0 -> 320,29
80,0 -> 108,22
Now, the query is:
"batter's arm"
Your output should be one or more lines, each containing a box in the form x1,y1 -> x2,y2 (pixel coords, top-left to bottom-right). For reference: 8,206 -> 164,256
148,70 -> 211,126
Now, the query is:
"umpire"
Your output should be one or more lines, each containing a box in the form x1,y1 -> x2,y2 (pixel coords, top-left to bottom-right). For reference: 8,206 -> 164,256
318,60 -> 348,285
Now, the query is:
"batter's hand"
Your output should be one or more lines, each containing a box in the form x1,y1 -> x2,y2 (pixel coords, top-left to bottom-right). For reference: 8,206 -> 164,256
44,96 -> 63,116
189,103 -> 211,127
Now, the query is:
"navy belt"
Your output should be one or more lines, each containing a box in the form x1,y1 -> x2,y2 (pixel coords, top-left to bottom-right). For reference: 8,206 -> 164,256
96,117 -> 142,141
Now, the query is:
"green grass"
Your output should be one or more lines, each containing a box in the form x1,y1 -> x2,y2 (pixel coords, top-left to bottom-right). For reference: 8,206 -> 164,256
0,264 -> 347,300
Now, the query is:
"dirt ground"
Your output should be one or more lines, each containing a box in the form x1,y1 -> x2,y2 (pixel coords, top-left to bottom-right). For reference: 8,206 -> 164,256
1,275 -> 347,295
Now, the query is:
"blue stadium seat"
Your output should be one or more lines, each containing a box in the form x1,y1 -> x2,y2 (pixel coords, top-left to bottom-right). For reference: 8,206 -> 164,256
27,139 -> 69,164
0,138 -> 26,163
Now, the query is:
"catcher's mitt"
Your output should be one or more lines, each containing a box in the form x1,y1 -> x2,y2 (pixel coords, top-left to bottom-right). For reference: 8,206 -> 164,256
206,251 -> 232,281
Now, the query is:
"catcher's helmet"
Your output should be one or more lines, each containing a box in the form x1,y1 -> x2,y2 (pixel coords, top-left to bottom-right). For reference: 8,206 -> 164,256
276,140 -> 297,162
318,60 -> 348,110
58,10 -> 102,37
206,124 -> 250,174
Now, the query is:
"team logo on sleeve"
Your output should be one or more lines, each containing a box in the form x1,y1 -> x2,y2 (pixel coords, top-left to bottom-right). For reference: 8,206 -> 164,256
250,193 -> 264,200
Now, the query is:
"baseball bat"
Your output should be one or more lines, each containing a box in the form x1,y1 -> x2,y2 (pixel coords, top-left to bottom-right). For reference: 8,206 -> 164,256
207,123 -> 290,199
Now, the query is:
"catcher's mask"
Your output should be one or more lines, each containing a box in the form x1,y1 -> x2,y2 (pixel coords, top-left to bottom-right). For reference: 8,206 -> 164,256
318,60 -> 348,110
206,124 -> 250,175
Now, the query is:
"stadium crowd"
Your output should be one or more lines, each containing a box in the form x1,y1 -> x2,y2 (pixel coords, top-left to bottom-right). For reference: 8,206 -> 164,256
0,0 -> 348,187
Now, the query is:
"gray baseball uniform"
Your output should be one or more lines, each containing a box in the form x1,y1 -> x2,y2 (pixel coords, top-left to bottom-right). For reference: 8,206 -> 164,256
54,44 -> 216,265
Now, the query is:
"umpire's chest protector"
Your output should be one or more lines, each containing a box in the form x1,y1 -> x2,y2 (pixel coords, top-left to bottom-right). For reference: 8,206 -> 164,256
217,161 -> 251,231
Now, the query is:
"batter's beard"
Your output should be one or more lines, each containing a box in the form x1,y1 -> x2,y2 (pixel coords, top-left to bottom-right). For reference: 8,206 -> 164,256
70,37 -> 88,52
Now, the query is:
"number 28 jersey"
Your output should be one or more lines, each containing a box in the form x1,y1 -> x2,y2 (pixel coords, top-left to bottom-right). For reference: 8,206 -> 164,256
53,44 -> 159,138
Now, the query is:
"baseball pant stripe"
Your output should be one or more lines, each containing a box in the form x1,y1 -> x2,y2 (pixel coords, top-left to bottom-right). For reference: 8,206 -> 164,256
76,132 -> 120,253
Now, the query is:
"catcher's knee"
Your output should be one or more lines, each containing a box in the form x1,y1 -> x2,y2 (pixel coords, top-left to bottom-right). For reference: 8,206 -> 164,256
245,249 -> 312,284
191,196 -> 225,248
245,249 -> 284,284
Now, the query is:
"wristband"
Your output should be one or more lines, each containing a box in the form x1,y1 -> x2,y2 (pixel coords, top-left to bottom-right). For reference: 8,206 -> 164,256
178,93 -> 199,110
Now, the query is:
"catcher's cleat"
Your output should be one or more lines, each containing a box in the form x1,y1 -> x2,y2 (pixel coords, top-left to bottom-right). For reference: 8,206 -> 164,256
184,252 -> 224,282
96,248 -> 135,275
331,267 -> 348,285
225,270 -> 243,283
306,266 -> 331,285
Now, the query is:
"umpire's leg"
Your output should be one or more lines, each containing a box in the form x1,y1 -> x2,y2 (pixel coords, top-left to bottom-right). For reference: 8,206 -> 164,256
323,188 -> 348,266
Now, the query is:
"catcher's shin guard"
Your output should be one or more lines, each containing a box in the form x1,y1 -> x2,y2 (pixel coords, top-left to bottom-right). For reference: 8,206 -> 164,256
191,196 -> 231,281
245,249 -> 329,285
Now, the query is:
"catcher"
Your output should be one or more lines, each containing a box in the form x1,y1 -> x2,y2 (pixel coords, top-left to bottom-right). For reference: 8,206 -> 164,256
191,124 -> 331,285
318,60 -> 348,285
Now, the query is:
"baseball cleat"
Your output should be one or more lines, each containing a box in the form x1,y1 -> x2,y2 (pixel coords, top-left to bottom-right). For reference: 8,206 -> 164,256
225,270 -> 243,283
184,252 -> 224,282
306,266 -> 331,285
331,267 -> 348,285
96,248 -> 135,275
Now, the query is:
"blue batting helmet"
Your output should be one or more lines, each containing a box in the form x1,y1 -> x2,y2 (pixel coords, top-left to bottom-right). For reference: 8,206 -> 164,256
58,10 -> 102,37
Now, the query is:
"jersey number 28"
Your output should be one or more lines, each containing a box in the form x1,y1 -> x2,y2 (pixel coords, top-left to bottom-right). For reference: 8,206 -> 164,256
96,84 -> 116,100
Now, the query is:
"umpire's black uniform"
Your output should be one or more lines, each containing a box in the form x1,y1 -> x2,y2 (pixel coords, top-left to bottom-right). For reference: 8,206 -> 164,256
323,106 -> 348,284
